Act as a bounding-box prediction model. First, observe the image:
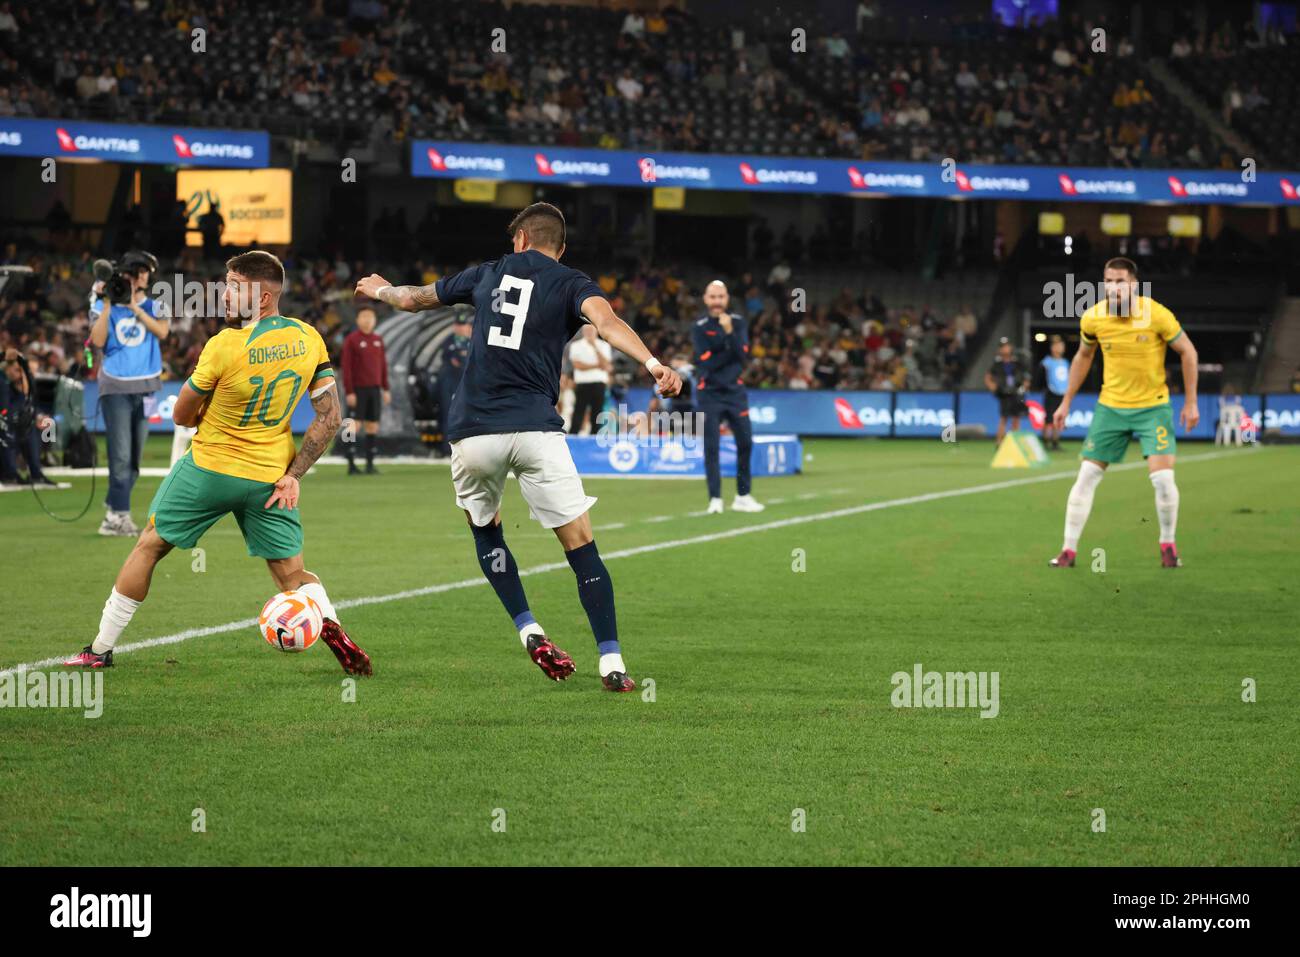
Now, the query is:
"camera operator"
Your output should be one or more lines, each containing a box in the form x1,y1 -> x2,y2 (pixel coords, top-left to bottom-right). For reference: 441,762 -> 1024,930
0,346 -> 56,487
88,250 -> 169,536
985,337 -> 1030,445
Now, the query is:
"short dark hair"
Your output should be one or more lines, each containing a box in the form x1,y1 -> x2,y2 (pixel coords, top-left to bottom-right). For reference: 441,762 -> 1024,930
226,250 -> 285,287
1103,256 -> 1138,278
507,202 -> 566,251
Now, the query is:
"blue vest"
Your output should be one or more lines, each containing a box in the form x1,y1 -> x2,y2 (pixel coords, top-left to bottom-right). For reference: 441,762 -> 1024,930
1041,356 -> 1069,396
93,298 -> 165,381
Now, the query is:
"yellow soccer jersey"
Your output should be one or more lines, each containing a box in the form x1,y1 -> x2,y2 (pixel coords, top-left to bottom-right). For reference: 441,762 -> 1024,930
186,315 -> 335,482
1080,296 -> 1182,408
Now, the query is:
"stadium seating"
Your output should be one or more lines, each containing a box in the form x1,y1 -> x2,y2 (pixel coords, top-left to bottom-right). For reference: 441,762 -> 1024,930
0,0 -> 1245,168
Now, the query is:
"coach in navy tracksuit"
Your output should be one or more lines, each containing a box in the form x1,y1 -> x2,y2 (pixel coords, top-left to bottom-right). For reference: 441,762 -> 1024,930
693,280 -> 764,514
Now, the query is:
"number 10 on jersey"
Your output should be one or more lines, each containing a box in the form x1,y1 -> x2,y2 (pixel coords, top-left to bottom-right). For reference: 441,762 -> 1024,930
488,275 -> 534,351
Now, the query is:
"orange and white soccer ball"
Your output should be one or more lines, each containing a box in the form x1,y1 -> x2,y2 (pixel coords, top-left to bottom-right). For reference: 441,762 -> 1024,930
259,591 -> 323,652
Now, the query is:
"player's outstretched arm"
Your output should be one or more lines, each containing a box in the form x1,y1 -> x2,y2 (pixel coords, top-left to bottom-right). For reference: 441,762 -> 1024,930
266,385 -> 342,510
355,273 -> 442,312
581,296 -> 682,397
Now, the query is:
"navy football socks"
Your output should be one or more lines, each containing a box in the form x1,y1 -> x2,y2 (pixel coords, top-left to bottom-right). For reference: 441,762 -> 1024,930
471,521 -> 534,628
565,540 -> 619,655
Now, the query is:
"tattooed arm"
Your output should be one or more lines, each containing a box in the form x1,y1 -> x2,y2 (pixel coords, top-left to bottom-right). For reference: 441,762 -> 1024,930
355,273 -> 441,312
264,385 -> 342,510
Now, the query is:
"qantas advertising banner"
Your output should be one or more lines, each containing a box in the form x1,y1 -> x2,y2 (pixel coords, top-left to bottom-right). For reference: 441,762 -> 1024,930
411,140 -> 1300,206
80,382 -> 1300,443
0,118 -> 269,167
623,389 -> 1300,439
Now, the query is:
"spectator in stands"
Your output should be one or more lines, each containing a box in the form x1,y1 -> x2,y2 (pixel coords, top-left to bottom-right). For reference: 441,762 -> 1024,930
1222,81 -> 1243,123
75,64 -> 97,101
616,69 -> 643,102
621,11 -> 645,38
1241,84 -> 1268,112
825,32 -> 850,59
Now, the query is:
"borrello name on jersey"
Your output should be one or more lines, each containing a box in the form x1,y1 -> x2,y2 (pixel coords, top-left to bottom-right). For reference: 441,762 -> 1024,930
186,315 -> 334,482
436,249 -> 604,442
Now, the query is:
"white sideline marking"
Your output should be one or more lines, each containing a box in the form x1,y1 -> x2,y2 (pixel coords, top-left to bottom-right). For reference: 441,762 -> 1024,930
0,448 -> 1256,674
0,482 -> 72,492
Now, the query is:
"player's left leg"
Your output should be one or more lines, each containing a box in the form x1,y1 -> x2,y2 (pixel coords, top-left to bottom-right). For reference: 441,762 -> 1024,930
453,433 -> 573,681
1138,404 -> 1180,567
513,431 -> 631,692
553,513 -> 632,692
727,403 -> 764,512
1148,454 -> 1180,567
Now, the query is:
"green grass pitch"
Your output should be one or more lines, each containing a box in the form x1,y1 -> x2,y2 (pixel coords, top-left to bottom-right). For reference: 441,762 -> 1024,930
1,437 -> 1296,866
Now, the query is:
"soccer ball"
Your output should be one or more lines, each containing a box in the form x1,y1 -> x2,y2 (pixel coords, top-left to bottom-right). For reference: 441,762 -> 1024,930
259,591 -> 323,652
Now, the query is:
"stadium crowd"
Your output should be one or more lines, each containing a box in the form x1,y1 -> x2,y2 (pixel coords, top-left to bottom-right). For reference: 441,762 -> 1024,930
2,0 -> 1283,169
0,241 -> 978,427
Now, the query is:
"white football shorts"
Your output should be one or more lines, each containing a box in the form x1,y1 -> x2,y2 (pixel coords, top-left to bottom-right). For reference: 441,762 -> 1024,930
450,431 -> 597,529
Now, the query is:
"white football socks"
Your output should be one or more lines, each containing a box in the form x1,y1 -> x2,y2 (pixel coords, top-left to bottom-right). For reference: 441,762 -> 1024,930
518,621 -> 545,648
92,588 -> 140,654
1063,460 -> 1106,551
599,652 -> 627,678
298,579 -> 338,623
1150,469 -> 1179,544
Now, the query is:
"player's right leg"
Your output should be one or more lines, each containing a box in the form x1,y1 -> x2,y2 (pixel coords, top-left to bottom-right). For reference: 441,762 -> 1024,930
1051,458 -> 1107,566
700,402 -> 723,512
66,452 -> 227,666
64,524 -> 174,667
452,434 -> 573,681
511,432 -> 633,692
1052,404 -> 1128,567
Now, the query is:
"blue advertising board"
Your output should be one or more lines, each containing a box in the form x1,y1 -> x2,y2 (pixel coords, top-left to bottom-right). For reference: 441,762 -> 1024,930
0,118 -> 269,167
566,433 -> 802,478
619,389 -> 1300,439
411,140 -> 1300,206
80,382 -> 1300,442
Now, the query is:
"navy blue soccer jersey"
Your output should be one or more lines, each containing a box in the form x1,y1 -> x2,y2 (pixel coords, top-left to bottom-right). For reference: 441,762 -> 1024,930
437,249 -> 604,441
691,313 -> 750,398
